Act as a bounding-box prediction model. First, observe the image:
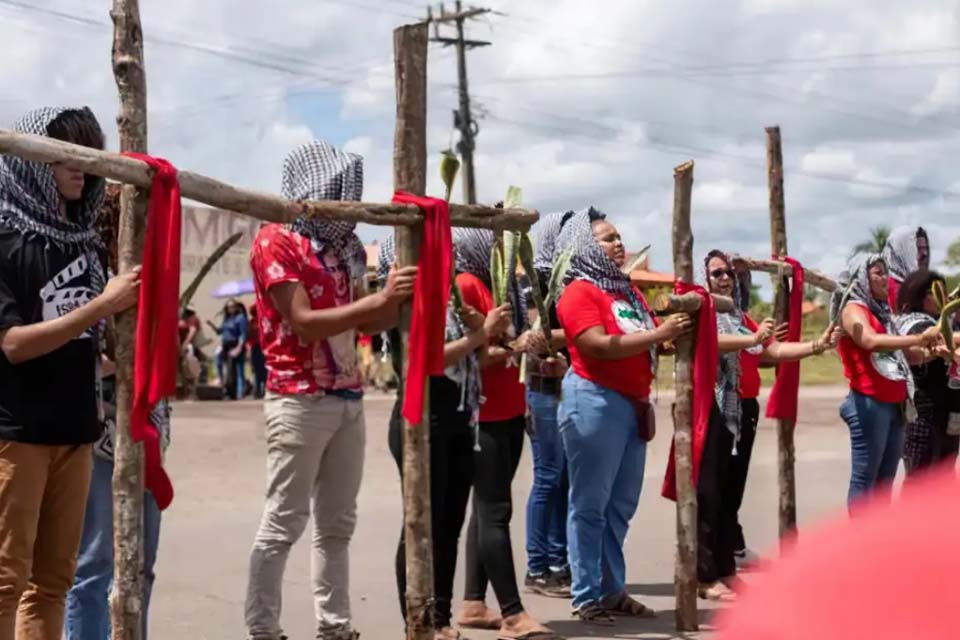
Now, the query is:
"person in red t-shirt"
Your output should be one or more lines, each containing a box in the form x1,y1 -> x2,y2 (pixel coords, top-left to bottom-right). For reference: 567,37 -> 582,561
836,254 -> 939,510
702,250 -> 838,600
451,228 -> 559,640
555,208 -> 691,625
244,141 -> 416,640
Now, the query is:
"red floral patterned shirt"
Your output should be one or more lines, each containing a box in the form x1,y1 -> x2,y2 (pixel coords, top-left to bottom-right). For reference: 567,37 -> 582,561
249,224 -> 363,396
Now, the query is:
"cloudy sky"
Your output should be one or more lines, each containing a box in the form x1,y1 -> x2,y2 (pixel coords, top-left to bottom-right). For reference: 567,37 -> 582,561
2,0 -> 958,288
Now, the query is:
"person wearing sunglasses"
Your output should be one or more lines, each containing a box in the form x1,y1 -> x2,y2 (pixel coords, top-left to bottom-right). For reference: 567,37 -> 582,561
699,250 -> 840,601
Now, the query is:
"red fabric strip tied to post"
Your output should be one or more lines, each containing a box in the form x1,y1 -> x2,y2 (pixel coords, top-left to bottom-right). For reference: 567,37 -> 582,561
124,153 -> 179,511
766,256 -> 804,422
392,191 -> 453,426
663,282 -> 719,501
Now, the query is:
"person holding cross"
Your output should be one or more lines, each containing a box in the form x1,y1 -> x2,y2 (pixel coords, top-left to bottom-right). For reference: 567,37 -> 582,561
555,207 -> 691,625
0,107 -> 141,640
834,254 -> 941,508
244,140 -> 416,640
700,249 -> 839,600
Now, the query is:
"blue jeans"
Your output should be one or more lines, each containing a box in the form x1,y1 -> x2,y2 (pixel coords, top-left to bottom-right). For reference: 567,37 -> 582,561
840,389 -> 904,505
64,456 -> 161,640
525,389 -> 568,575
558,371 -> 646,609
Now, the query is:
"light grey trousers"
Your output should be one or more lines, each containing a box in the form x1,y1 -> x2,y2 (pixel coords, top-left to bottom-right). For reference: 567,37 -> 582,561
244,393 -> 366,639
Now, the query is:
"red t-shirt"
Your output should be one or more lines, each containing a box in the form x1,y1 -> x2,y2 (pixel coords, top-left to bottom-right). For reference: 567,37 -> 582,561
249,224 -> 363,396
739,314 -> 771,400
557,280 -> 655,401
887,276 -> 901,313
456,273 -> 526,422
838,302 -> 908,403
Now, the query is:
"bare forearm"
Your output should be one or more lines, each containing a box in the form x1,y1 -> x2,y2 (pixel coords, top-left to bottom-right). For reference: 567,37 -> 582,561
858,334 -> 919,352
1,298 -> 109,364
359,300 -> 401,334
764,340 -> 820,362
443,330 -> 487,367
479,347 -> 513,368
550,328 -> 567,349
293,293 -> 389,341
578,327 -> 665,360
718,334 -> 759,353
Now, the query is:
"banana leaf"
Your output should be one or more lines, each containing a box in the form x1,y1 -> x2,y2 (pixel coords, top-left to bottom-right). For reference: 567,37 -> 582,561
940,298 -> 960,348
503,185 -> 523,209
440,150 -> 460,203
179,231 -> 244,309
490,240 -> 506,306
544,247 -> 573,310
518,232 -> 554,356
829,277 -> 858,326
621,244 -> 651,274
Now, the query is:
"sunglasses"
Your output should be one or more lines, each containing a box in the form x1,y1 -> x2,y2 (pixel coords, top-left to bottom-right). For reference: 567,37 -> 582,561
710,268 -> 734,279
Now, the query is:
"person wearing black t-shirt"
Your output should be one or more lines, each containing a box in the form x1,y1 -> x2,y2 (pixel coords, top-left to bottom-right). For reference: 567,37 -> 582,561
0,107 -> 140,638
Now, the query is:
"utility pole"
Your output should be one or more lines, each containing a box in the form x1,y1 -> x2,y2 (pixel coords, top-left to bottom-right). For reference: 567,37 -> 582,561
428,1 -> 490,204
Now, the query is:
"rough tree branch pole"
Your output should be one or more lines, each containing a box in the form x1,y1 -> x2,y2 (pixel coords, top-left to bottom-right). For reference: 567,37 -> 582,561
766,125 -> 797,544
110,1 -> 148,637
393,23 -> 434,640
670,160 -> 699,632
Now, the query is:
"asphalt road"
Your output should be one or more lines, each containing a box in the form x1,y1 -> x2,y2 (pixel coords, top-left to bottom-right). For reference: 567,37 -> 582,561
148,387 -> 856,640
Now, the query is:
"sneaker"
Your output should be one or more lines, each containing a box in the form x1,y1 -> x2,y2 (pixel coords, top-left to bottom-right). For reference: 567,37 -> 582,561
551,566 -> 572,590
317,626 -> 359,640
525,570 -> 571,598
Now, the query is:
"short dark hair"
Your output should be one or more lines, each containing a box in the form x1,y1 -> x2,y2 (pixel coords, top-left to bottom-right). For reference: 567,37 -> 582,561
46,108 -> 105,150
896,269 -> 945,314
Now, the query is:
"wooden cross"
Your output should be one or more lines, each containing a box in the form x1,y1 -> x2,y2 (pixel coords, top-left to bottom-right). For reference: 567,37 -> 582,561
0,8 -> 537,640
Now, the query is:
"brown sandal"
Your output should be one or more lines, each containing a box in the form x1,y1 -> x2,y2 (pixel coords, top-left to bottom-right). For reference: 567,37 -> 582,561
601,592 -> 656,618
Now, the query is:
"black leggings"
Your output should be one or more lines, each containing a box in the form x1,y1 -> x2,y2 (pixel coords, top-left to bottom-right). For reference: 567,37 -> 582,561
463,416 -> 526,617
730,398 -> 760,552
697,404 -> 738,583
388,399 -> 474,629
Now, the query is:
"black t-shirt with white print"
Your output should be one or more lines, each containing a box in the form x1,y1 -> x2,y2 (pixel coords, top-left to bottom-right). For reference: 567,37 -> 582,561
0,226 -> 103,444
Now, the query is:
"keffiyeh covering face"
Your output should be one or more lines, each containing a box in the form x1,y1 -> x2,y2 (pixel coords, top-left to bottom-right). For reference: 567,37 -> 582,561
452,227 -> 526,332
557,206 -> 656,361
702,250 -> 754,442
533,211 -> 567,274
0,107 -> 106,295
883,226 -> 925,282
283,140 -> 367,282
377,235 -> 482,416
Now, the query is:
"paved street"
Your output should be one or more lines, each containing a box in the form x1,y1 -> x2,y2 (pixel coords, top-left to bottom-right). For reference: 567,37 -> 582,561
149,387 -> 856,640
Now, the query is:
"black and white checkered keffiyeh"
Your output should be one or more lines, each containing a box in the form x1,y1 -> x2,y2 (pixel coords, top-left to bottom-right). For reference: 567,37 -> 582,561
702,250 -> 758,444
0,107 -> 106,296
533,211 -> 568,275
453,227 -> 495,288
283,140 -> 368,283
95,375 -> 171,462
833,253 -> 914,395
453,227 -> 527,332
883,225 -> 925,283
376,235 -> 395,284
556,206 -> 656,363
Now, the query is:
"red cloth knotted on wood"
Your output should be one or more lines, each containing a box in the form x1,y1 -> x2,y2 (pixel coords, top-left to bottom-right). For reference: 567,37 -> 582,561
766,256 -> 804,422
124,153 -> 179,511
392,192 -> 452,425
663,282 -> 718,501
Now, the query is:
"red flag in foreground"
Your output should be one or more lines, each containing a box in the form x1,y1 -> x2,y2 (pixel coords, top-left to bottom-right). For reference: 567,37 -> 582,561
716,465 -> 960,640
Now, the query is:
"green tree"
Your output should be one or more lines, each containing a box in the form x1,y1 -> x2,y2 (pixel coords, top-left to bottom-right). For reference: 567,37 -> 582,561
850,225 -> 891,258
945,237 -> 960,270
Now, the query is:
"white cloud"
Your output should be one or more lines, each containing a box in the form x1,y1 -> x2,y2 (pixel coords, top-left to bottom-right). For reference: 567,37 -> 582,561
2,0 -> 959,288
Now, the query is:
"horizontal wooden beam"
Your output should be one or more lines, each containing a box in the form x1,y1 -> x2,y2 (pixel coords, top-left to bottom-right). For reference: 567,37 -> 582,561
653,292 -> 735,314
0,129 -> 537,231
731,256 -> 836,292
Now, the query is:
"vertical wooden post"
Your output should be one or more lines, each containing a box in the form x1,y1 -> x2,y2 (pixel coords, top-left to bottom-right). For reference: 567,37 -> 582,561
671,160 -> 698,632
765,125 -> 797,544
110,1 -> 148,639
393,23 -> 435,640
